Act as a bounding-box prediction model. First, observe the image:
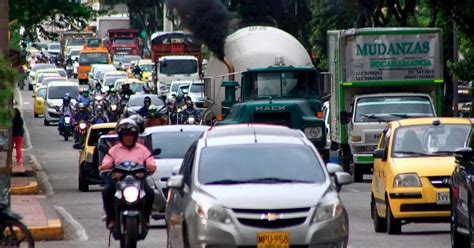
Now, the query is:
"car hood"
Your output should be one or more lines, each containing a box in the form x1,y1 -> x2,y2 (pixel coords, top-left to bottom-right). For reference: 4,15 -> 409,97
46,99 -> 62,107
150,158 -> 183,182
188,92 -> 205,102
392,156 -> 456,177
199,183 -> 329,209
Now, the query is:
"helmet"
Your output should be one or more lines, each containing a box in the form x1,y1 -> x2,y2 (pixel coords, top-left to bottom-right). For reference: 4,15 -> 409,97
129,114 -> 145,133
117,118 -> 139,143
78,102 -> 87,112
143,96 -> 151,105
110,88 -> 117,95
95,106 -> 104,116
148,104 -> 157,117
82,89 -> 90,97
64,93 -> 71,101
185,99 -> 194,108
95,83 -> 102,90
143,85 -> 151,93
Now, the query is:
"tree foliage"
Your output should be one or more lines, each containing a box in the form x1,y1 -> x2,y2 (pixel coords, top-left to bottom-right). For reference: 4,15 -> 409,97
9,0 -> 100,43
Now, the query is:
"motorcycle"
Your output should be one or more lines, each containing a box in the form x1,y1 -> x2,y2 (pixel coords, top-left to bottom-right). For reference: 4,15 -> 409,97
107,103 -> 121,122
0,204 -> 35,247
73,120 -> 89,149
58,113 -> 74,141
65,64 -> 73,78
93,95 -> 106,112
109,161 -> 150,248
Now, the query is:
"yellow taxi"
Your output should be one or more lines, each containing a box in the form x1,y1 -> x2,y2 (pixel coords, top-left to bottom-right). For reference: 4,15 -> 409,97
32,86 -> 47,117
138,59 -> 153,82
77,122 -> 117,192
371,118 -> 471,234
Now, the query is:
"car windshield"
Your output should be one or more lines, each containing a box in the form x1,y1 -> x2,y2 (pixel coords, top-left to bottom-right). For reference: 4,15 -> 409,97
190,83 -> 204,93
354,96 -> 434,123
128,83 -> 144,93
68,39 -> 86,46
129,95 -> 163,107
113,38 -> 135,45
32,64 -> 56,72
140,64 -> 153,72
79,52 -> 109,65
199,144 -> 325,185
104,77 -> 126,87
56,70 -> 67,77
244,70 -> 318,99
122,56 -> 141,64
392,124 -> 471,157
160,59 -> 197,75
48,86 -> 79,99
151,132 -> 203,159
70,50 -> 80,56
88,128 -> 117,146
49,44 -> 60,50
171,82 -> 189,92
37,88 -> 47,98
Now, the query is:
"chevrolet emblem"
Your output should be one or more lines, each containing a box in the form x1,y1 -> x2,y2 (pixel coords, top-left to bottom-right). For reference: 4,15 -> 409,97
262,213 -> 279,221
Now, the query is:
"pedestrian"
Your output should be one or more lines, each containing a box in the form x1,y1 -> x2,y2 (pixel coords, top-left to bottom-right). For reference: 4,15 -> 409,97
12,107 -> 25,166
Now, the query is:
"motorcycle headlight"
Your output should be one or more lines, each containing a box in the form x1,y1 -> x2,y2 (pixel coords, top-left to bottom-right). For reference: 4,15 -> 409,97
312,196 -> 343,223
188,116 -> 195,124
393,173 -> 421,188
123,186 -> 139,203
79,123 -> 87,129
111,104 -> 117,111
304,126 -> 323,140
196,202 -> 231,224
64,117 -> 71,124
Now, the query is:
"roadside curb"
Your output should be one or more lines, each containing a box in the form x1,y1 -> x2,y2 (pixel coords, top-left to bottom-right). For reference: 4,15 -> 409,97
10,177 -> 39,195
29,154 -> 54,196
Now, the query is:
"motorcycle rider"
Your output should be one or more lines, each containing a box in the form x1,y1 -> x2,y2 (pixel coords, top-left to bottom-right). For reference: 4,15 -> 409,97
132,64 -> 142,78
119,83 -> 134,100
99,118 -> 156,229
182,99 -> 200,124
73,103 -> 92,142
166,97 -> 178,124
129,114 -> 145,134
90,106 -> 108,124
77,88 -> 93,106
58,93 -> 74,131
145,105 -> 167,127
106,88 -> 120,105
92,83 -> 103,97
137,96 -> 152,118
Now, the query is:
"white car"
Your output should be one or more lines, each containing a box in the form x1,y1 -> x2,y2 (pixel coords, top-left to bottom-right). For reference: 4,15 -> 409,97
167,81 -> 191,100
28,64 -> 56,90
47,42 -> 61,58
187,80 -> 206,111
44,82 -> 79,126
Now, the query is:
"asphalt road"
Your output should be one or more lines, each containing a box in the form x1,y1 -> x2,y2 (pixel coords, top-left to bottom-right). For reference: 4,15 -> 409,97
19,86 -> 451,248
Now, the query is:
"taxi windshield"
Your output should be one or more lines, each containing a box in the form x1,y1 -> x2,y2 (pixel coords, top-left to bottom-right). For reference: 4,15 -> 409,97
392,124 -> 471,157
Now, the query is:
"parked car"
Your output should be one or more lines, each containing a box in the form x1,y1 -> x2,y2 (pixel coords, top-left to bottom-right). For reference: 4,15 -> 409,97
143,125 -> 209,220
371,118 -> 471,235
450,120 -> 474,247
165,124 -> 352,247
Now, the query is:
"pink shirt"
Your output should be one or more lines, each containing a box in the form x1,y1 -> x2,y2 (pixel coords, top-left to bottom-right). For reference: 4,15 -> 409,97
100,143 -> 156,174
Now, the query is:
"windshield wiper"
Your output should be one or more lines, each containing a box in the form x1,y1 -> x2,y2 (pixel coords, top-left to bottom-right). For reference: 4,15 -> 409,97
361,114 -> 388,122
389,113 -> 410,118
394,151 -> 428,156
431,150 -> 454,155
240,177 -> 313,184
205,179 -> 246,185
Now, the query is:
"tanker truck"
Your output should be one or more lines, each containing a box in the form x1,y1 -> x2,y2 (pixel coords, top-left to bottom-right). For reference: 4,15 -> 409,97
204,26 -> 329,161
327,28 -> 442,181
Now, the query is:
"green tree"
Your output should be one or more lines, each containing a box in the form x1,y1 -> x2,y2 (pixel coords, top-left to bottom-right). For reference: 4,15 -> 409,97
9,0 -> 100,43
104,0 -> 164,38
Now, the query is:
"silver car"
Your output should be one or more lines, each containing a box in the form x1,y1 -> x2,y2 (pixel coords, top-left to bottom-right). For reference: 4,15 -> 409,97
165,124 -> 352,247
143,125 -> 209,220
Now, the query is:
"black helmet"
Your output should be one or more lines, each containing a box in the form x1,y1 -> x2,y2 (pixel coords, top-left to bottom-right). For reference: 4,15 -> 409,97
185,99 -> 193,108
117,118 -> 139,143
144,96 -> 151,105
95,106 -> 104,116
78,102 -> 87,111
96,83 -> 102,90
129,114 -> 145,133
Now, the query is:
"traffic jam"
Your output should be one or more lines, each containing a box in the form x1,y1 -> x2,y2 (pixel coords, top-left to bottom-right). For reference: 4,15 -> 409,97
11,3 -> 474,248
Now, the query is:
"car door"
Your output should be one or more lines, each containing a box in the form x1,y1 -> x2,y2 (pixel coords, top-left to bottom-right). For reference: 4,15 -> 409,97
167,141 -> 197,248
373,125 -> 391,216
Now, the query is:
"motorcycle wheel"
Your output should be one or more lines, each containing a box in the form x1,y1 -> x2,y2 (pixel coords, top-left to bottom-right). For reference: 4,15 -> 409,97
64,134 -> 69,141
124,216 -> 138,248
0,218 -> 35,248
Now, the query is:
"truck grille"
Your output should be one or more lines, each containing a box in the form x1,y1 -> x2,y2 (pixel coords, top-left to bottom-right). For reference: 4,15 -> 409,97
354,145 -> 377,154
252,112 -> 292,128
233,208 -> 309,229
364,133 -> 381,144
428,176 -> 450,188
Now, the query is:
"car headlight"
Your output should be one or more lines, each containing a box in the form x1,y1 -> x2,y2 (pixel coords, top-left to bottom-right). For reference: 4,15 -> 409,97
304,126 -> 323,140
196,203 -> 231,224
123,186 -> 139,203
393,173 -> 421,187
312,196 -> 343,223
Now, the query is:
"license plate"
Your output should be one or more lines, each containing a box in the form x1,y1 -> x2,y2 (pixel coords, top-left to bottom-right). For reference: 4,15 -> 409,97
436,192 -> 450,205
257,232 -> 289,248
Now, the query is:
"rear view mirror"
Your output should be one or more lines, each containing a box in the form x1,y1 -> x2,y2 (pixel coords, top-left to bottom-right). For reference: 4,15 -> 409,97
373,149 -> 386,160
167,175 -> 184,189
326,163 -> 343,176
454,147 -> 473,160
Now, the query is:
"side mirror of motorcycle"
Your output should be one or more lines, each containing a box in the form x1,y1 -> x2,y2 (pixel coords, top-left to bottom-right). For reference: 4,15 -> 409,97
152,148 -> 161,156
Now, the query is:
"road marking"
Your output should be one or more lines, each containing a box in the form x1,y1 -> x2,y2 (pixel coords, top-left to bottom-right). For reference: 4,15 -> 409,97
16,87 -> 33,150
343,188 -> 361,193
23,101 -> 31,105
54,205 -> 89,241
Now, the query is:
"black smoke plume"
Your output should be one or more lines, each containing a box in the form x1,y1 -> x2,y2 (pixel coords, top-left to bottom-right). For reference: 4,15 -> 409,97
166,0 -> 233,61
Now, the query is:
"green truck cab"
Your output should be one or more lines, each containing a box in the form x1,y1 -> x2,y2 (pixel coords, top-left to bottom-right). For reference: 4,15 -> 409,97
216,66 -> 329,160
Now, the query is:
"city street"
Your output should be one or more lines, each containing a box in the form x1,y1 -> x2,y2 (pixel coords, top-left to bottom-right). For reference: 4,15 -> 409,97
18,86 -> 451,248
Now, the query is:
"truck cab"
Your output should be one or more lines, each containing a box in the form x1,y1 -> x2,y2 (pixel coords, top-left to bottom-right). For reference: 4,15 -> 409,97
216,66 -> 329,160
348,93 -> 436,179
78,41 -> 111,85
156,55 -> 200,95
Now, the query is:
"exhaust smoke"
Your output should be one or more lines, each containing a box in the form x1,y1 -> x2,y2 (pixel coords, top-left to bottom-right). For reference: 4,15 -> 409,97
166,0 -> 233,61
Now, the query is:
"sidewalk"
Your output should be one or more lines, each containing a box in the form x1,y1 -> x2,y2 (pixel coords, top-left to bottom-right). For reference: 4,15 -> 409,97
10,153 -> 64,241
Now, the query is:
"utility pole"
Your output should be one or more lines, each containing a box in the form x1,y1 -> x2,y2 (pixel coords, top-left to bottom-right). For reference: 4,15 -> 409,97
0,0 -> 9,58
452,22 -> 459,117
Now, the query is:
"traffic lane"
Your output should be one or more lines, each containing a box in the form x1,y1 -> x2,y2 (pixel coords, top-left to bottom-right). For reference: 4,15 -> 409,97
20,87 -> 167,247
340,178 -> 450,248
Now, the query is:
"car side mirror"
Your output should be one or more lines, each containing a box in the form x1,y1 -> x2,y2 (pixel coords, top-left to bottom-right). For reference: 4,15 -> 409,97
373,149 -> 387,160
171,166 -> 180,176
167,175 -> 184,189
454,147 -> 473,160
152,148 -> 161,156
326,163 -> 343,176
335,172 -> 353,186
340,111 -> 351,125
32,93 -> 36,98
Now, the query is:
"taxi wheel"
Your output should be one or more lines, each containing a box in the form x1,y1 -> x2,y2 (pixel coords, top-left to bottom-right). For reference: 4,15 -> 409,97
371,198 -> 386,233
44,119 -> 50,126
78,167 -> 89,192
34,112 -> 39,118
451,200 -> 470,247
352,164 -> 363,183
386,201 -> 401,234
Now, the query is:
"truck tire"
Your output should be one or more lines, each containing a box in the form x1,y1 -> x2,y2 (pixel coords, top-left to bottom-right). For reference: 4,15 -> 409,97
338,144 -> 351,172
